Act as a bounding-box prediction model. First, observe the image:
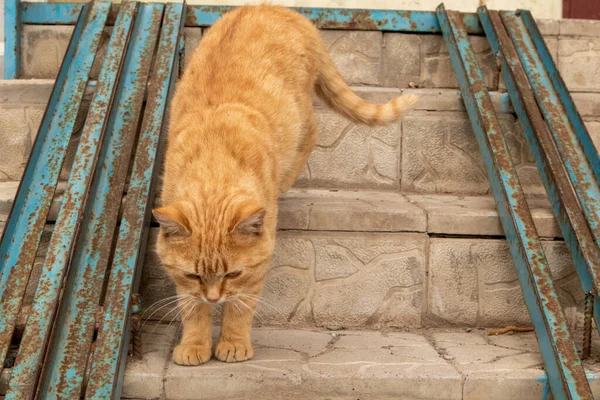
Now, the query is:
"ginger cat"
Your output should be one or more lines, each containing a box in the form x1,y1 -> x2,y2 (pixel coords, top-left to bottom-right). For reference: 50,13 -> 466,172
153,4 -> 418,366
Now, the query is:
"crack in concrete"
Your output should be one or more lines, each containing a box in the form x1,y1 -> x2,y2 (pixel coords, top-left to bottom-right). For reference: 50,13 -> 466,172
308,334 -> 342,359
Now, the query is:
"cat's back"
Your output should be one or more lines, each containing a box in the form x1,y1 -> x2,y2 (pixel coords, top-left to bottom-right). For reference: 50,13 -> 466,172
181,5 -> 320,96
197,4 -> 317,59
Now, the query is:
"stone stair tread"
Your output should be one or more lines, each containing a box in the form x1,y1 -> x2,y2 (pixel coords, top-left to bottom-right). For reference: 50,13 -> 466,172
278,188 -> 426,232
0,181 -> 560,237
121,324 -> 600,400
3,79 -> 599,117
406,194 -> 560,237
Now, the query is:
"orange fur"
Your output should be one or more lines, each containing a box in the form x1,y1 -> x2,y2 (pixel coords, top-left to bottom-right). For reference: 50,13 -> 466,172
154,4 -> 418,366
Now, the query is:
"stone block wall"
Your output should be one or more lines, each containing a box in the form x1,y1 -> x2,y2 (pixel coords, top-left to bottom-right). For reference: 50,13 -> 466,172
4,20 -> 600,194
138,229 -> 583,330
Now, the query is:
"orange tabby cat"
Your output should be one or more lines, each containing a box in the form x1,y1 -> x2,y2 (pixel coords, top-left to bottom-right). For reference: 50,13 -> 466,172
153,4 -> 418,366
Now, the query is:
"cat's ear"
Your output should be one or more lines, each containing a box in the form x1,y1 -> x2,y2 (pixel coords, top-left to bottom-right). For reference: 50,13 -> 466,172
153,204 -> 191,238
232,203 -> 266,236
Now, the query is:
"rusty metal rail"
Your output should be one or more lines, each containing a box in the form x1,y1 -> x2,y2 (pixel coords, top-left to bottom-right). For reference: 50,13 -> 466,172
0,1 -> 182,398
478,6 -> 600,340
475,5 -> 600,399
0,0 -> 110,383
437,4 -> 594,399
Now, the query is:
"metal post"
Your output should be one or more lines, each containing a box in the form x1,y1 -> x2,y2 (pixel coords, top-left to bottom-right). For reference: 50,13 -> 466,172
583,292 -> 594,360
4,0 -> 20,78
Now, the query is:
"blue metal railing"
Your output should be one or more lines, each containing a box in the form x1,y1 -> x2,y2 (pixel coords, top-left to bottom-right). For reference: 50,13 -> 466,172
1,1 -> 183,398
4,2 -> 486,79
437,5 -> 593,399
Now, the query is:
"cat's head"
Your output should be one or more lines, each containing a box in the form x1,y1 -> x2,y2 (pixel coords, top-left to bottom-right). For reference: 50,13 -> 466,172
152,198 -> 274,304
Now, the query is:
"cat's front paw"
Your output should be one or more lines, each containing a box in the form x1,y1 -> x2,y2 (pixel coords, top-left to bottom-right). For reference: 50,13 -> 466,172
173,343 -> 212,366
215,339 -> 254,362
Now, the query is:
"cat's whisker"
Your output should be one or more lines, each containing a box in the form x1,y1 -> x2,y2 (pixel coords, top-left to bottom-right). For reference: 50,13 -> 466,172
141,296 -> 191,328
141,300 -> 182,331
142,294 -> 190,319
150,297 -> 194,334
169,301 -> 191,327
181,300 -> 199,323
171,298 -> 199,329
233,297 -> 266,324
237,293 -> 285,318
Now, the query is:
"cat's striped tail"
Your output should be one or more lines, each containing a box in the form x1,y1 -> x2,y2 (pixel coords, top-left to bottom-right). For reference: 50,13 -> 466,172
315,48 -> 419,127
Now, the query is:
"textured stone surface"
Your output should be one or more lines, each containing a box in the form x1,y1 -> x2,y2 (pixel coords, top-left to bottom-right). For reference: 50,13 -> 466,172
586,120 -> 600,151
435,330 -> 600,398
252,328 -> 332,357
123,327 -> 600,400
428,238 -> 584,328
560,18 -> 600,37
559,37 -> 600,92
420,35 -> 498,90
0,80 -> 55,104
162,328 -> 461,400
404,88 -> 512,114
21,25 -> 73,79
298,105 -> 401,189
537,19 -> 560,36
280,189 -> 426,232
141,230 -> 427,329
407,194 -> 560,237
122,324 -> 176,399
0,181 -> 19,215
164,347 -> 304,400
0,106 -> 44,181
381,33 -> 420,88
183,28 -> 202,68
402,113 -> 544,196
301,88 -> 408,189
320,30 -> 382,86
432,331 -> 546,400
428,240 -> 479,326
309,232 -> 427,328
573,93 -> 600,117
304,331 -> 461,399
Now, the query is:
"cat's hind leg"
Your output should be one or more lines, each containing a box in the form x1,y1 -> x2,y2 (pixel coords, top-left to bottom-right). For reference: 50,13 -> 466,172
278,117 -> 318,194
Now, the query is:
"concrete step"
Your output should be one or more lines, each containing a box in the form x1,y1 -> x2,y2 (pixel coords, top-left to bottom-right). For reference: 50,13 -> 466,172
0,182 -> 561,236
117,324 -> 600,400
0,182 -> 583,330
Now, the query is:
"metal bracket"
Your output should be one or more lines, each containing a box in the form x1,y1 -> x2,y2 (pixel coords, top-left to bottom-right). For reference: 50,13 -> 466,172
583,290 -> 594,360
130,293 -> 142,360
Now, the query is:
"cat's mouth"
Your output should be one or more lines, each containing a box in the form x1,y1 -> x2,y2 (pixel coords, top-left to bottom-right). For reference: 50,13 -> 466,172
200,296 -> 226,304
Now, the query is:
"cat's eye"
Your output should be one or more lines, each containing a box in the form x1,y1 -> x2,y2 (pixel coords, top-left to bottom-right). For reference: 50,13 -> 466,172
225,271 -> 242,279
183,272 -> 200,280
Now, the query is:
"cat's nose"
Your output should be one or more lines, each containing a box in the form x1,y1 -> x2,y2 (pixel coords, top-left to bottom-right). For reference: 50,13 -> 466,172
206,297 -> 220,303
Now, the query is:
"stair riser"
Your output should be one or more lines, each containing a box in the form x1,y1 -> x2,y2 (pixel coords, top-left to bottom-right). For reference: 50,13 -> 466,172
8,223 -> 582,330
5,81 -> 600,195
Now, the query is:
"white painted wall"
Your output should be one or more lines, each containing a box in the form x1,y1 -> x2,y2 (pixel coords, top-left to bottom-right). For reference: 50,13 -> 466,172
1,0 -> 5,45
